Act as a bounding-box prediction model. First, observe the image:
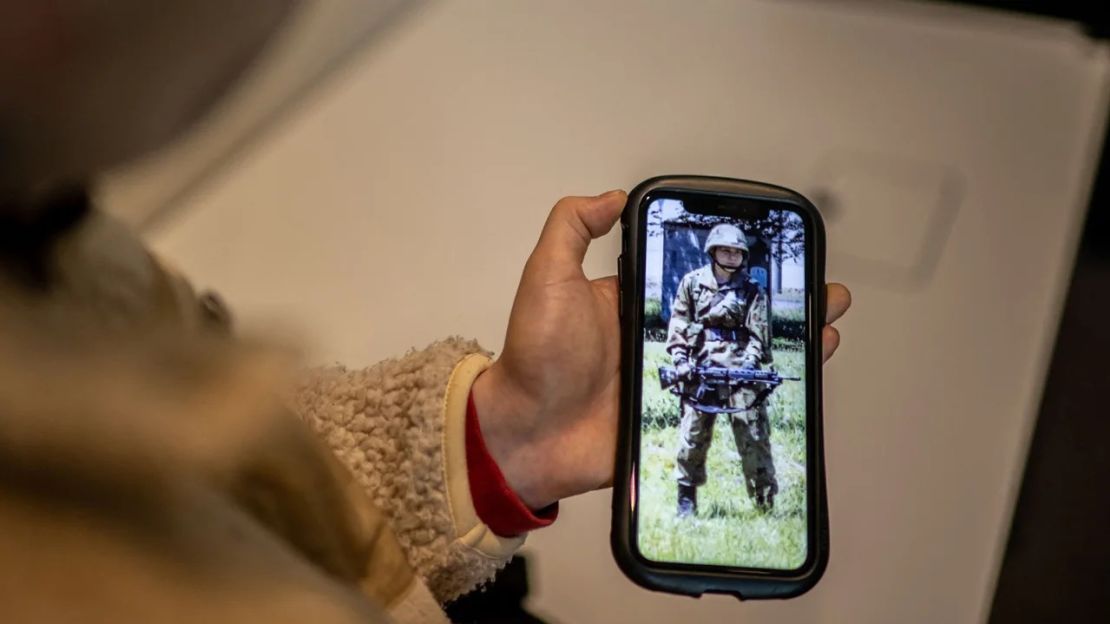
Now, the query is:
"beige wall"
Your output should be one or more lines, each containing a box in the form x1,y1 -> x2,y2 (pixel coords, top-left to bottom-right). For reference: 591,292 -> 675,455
123,1 -> 1110,622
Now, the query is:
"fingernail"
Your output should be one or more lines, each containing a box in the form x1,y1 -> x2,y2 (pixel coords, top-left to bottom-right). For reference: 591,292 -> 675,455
598,189 -> 625,198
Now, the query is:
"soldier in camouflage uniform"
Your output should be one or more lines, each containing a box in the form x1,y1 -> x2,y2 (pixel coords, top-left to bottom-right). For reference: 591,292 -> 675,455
667,223 -> 777,517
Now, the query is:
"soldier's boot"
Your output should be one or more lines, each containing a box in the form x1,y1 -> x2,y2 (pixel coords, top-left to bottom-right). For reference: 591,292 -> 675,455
754,488 -> 773,512
753,475 -> 778,513
677,484 -> 698,518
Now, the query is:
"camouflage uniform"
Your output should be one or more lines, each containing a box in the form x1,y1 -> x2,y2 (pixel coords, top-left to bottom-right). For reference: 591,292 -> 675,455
666,225 -> 777,514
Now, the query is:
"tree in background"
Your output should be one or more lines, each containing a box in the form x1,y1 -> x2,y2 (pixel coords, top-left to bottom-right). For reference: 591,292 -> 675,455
752,210 -> 805,295
650,208 -> 804,295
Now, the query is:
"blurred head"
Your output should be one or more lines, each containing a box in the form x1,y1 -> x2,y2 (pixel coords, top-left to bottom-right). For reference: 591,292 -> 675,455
0,1 -> 296,199
711,246 -> 745,272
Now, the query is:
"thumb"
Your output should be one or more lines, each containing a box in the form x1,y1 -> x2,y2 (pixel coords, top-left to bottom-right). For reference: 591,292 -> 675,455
530,191 -> 627,272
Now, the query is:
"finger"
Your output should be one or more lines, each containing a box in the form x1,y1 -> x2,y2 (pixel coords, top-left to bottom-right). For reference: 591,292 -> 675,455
531,191 -> 627,270
821,325 -> 841,363
825,283 -> 851,324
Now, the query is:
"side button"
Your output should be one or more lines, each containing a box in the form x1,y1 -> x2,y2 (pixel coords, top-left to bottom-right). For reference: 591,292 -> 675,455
617,255 -> 624,317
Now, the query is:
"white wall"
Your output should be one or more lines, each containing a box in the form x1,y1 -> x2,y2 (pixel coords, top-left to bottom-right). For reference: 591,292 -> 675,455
130,1 -> 1110,622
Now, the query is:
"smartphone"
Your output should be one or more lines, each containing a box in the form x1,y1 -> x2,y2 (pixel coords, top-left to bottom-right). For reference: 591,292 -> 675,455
612,175 -> 828,599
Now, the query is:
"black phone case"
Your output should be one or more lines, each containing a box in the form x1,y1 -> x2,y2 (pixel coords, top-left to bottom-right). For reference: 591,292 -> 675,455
611,175 -> 829,600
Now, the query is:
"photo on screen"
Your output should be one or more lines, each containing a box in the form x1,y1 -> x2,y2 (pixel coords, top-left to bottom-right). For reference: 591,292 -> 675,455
636,197 -> 808,570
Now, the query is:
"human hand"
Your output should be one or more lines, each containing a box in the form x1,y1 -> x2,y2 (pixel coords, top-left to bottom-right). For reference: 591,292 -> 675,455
676,361 -> 694,381
472,191 -> 852,509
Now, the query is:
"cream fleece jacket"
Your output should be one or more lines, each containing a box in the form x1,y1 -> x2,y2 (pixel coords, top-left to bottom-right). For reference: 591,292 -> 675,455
0,210 -> 524,623
294,339 -> 525,604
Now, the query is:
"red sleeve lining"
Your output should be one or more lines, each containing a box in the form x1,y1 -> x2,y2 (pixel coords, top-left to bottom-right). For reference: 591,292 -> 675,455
466,391 -> 558,537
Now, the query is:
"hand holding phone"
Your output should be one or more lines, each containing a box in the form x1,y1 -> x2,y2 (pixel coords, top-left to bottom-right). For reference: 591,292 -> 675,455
470,184 -> 847,595
471,191 -> 632,510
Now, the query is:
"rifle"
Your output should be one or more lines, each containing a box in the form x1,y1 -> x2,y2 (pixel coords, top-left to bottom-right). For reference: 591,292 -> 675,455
658,365 -> 800,413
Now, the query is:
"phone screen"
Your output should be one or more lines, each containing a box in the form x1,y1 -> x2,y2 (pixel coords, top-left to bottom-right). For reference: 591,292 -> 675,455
634,195 -> 811,572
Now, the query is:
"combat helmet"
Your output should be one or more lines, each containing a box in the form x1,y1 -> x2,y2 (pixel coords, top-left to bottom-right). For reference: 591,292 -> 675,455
703,223 -> 749,256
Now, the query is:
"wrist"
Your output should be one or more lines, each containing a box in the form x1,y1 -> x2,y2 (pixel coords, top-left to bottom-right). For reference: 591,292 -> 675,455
470,364 -> 556,509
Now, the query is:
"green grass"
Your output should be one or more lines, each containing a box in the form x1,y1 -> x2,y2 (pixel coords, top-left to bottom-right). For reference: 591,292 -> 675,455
637,341 -> 808,569
771,294 -> 806,342
771,305 -> 805,323
776,289 -> 805,304
641,342 -> 681,428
